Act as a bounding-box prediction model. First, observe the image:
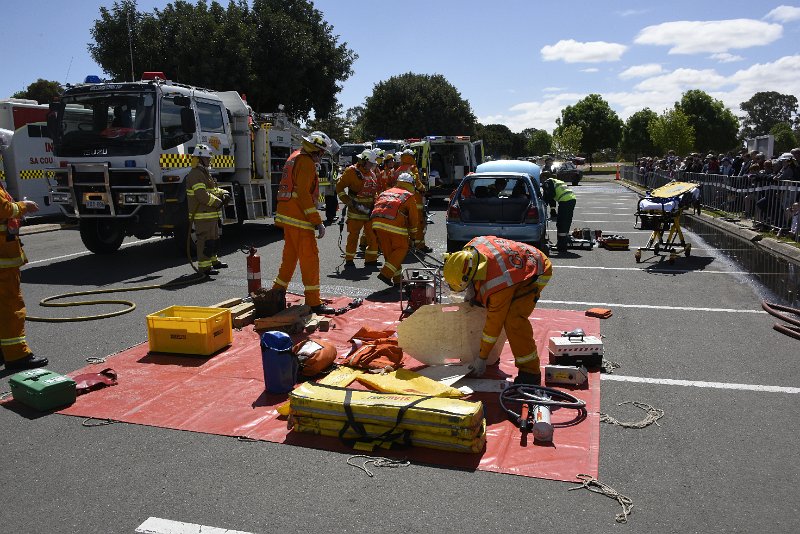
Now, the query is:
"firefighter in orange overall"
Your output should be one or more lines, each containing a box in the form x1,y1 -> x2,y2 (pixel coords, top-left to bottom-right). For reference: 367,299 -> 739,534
394,149 -> 432,253
380,153 -> 397,191
272,131 -> 335,315
186,143 -> 230,276
0,184 -> 48,370
443,236 -> 552,384
371,172 -> 421,286
336,149 -> 380,268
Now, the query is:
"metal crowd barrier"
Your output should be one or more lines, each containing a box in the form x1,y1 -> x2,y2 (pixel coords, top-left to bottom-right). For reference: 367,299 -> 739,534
623,166 -> 799,243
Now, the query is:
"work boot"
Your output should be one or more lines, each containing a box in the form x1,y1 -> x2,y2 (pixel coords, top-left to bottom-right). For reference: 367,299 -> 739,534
211,260 -> 228,269
364,261 -> 382,269
310,304 -> 335,315
201,268 -> 220,277
416,244 -> 434,254
514,371 -> 542,386
377,273 -> 394,286
5,355 -> 49,371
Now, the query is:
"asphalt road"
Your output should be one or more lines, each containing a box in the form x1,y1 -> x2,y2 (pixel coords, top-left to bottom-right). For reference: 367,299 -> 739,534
2,179 -> 798,533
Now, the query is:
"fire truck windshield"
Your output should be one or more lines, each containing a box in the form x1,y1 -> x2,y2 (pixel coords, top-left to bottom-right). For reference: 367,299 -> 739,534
54,91 -> 156,157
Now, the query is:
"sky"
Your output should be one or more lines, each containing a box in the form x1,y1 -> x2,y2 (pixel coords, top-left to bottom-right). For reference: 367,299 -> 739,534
3,0 -> 800,133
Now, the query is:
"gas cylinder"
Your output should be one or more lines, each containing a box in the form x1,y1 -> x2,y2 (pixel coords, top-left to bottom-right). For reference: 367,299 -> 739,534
246,246 -> 261,294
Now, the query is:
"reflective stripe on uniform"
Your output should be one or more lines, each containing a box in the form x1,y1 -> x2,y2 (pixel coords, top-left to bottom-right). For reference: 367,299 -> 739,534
481,332 -> 498,344
304,284 -> 320,291
191,212 -> 220,221
515,350 -> 538,364
274,277 -> 288,288
275,213 -> 315,231
11,203 -> 20,217
0,336 -> 26,346
303,207 -> 318,215
0,255 -> 26,268
371,221 -> 408,235
384,261 -> 399,275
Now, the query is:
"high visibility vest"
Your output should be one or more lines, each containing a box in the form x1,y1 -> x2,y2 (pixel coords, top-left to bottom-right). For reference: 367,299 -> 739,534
551,178 -> 576,203
371,188 -> 413,221
468,236 -> 549,303
278,150 -> 319,202
354,168 -> 380,203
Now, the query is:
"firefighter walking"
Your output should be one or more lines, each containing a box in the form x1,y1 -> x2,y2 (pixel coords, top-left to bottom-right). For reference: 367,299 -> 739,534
186,144 -> 230,276
443,236 -> 552,384
336,149 -> 380,268
272,131 -> 335,315
394,149 -> 432,253
542,173 -> 576,253
0,184 -> 48,370
371,172 -> 421,286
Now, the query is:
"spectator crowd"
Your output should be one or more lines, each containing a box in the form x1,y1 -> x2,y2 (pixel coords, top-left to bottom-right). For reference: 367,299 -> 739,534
635,147 -> 800,238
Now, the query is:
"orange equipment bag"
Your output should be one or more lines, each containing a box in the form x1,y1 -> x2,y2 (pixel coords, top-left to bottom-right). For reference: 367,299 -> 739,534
293,338 -> 337,377
585,307 -> 613,319
345,327 -> 405,371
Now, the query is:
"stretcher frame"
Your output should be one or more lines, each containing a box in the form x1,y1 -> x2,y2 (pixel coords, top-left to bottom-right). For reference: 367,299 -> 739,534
634,182 -> 695,264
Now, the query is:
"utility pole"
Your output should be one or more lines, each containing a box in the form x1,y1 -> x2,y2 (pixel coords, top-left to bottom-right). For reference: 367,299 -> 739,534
127,11 -> 135,82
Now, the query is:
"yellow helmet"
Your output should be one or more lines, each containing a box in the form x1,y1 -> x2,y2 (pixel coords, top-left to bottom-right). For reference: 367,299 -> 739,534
443,247 -> 484,292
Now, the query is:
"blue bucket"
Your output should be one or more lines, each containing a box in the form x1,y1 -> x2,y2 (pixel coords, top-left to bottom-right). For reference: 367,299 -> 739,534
260,331 -> 298,394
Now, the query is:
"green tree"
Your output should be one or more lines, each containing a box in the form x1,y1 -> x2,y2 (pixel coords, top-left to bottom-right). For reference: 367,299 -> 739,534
560,94 -> 623,163
740,91 -> 799,138
676,89 -> 739,154
88,0 -> 356,121
12,79 -> 63,104
552,124 -> 583,157
361,73 -> 476,139
770,122 -> 798,155
620,108 -> 657,160
478,124 -> 516,159
648,108 -> 694,156
527,129 -> 552,156
305,102 -> 347,144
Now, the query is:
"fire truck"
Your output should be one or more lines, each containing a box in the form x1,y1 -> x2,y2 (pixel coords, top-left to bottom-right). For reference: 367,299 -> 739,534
408,135 -> 484,199
0,99 -> 61,216
46,73 -> 295,254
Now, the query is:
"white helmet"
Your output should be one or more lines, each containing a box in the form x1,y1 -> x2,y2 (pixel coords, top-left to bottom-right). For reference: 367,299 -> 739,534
396,172 -> 414,184
193,144 -> 213,158
357,148 -> 377,164
302,130 -> 334,154
402,148 -> 415,157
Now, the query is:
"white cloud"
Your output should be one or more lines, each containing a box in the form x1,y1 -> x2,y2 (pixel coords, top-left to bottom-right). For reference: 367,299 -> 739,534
635,20 -> 782,54
479,93 -> 584,132
710,53 -> 744,63
581,68 -> 600,73
765,5 -> 800,22
542,87 -> 563,93
634,68 -> 730,92
540,39 -> 627,63
618,9 -> 648,17
619,63 -> 663,79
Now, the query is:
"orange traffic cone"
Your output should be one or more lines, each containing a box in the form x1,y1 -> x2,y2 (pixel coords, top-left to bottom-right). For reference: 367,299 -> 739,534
615,164 -> 620,180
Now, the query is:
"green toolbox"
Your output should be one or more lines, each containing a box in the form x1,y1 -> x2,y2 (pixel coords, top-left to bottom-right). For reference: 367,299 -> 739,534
9,369 -> 77,411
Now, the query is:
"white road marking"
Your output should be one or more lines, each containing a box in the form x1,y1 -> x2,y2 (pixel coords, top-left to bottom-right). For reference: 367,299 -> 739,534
136,517 -> 253,534
23,237 -> 160,266
601,374 -> 800,394
552,265 -> 754,275
540,299 -> 764,314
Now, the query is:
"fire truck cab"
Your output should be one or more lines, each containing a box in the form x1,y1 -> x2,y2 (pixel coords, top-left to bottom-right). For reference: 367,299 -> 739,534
47,73 -> 272,253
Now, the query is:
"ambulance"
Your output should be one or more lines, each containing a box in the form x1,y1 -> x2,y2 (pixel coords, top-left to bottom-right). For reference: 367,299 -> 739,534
408,135 -> 484,199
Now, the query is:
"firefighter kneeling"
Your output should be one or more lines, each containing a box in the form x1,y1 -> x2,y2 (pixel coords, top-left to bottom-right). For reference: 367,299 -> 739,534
443,236 -> 552,384
371,173 -> 421,286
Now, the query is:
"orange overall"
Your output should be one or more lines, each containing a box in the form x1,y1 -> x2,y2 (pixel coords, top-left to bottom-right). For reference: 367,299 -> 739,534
394,160 -> 427,246
371,184 -> 420,283
273,150 -> 324,307
336,164 -> 380,263
0,186 -> 33,363
468,236 -> 552,373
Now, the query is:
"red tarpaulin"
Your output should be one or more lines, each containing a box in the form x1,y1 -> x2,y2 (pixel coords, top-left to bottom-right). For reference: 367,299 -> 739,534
48,297 -> 600,481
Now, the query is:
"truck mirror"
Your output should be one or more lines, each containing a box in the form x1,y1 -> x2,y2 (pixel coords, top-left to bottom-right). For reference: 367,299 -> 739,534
174,95 -> 191,107
180,108 -> 196,134
46,104 -> 61,139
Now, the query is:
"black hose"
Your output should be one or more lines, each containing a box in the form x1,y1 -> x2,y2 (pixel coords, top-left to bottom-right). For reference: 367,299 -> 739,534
762,300 -> 800,340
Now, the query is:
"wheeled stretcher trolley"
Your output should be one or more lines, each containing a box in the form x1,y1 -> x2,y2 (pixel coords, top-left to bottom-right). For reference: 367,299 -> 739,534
634,181 -> 697,264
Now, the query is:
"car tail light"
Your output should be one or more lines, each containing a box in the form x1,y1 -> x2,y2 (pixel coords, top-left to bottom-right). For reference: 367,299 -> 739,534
525,204 -> 539,223
447,202 -> 461,221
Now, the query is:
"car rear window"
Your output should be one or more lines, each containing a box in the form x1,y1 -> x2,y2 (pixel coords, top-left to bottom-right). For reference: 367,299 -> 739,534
459,177 -> 530,199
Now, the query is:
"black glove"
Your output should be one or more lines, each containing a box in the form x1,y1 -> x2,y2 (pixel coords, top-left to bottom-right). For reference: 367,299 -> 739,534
222,192 -> 233,205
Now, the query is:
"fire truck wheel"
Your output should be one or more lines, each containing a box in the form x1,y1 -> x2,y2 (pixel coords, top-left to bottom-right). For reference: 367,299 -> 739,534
79,219 -> 125,254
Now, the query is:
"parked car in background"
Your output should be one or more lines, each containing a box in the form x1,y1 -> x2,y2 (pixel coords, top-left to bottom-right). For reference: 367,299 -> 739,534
552,160 -> 583,186
445,160 -> 549,252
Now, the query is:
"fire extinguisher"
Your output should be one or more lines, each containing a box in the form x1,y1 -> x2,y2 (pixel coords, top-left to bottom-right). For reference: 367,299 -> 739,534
245,245 -> 261,294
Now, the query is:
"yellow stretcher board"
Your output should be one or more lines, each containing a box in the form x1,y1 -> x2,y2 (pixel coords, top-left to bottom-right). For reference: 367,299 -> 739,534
288,382 -> 485,439
290,415 -> 486,453
649,181 -> 697,199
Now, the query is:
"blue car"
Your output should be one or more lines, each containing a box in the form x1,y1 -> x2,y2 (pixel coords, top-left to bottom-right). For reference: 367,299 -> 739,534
445,160 -> 550,253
